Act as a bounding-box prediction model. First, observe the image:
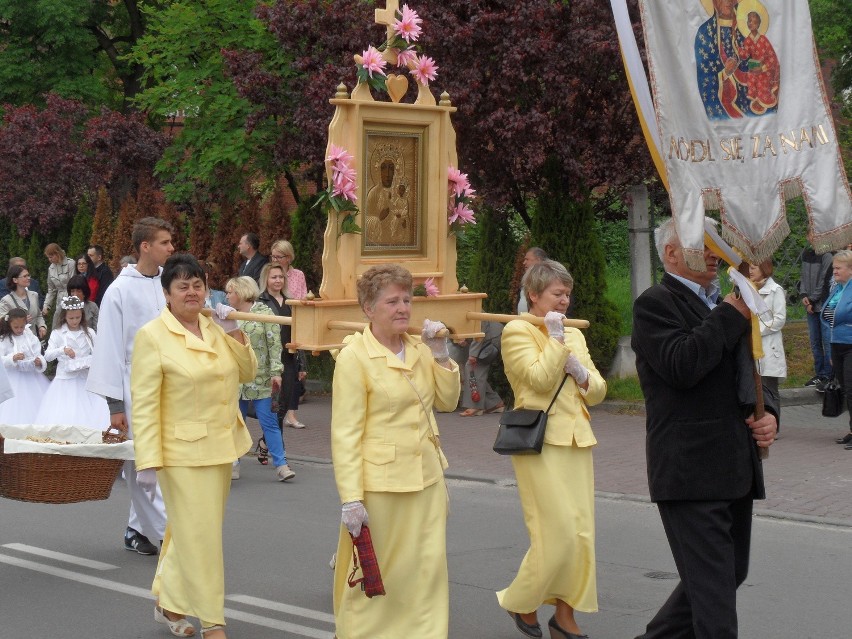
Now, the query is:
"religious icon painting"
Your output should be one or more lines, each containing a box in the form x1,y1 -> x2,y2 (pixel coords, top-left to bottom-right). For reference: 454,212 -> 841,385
362,127 -> 425,255
695,0 -> 780,120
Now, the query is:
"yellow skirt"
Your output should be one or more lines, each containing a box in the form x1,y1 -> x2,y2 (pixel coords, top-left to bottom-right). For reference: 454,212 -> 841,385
333,478 -> 449,639
497,443 -> 597,614
153,464 -> 232,626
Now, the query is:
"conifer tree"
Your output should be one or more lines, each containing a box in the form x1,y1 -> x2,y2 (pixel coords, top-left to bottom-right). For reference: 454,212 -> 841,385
90,187 -> 114,259
188,202 -> 214,260
532,162 -> 620,372
111,195 -> 139,272
68,200 -> 93,258
290,196 -> 326,296
467,208 -> 519,315
208,202 -> 241,284
261,183 -> 293,254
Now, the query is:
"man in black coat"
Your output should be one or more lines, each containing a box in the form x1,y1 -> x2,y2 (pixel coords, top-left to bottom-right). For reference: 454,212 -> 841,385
631,217 -> 777,639
87,245 -> 114,306
237,232 -> 268,284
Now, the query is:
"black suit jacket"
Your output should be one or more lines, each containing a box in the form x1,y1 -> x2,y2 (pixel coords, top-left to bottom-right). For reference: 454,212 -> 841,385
632,273 -> 777,503
238,254 -> 269,284
92,262 -> 114,306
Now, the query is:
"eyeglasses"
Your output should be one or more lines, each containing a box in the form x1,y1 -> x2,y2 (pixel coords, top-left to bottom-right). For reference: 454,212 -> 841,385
270,254 -> 291,261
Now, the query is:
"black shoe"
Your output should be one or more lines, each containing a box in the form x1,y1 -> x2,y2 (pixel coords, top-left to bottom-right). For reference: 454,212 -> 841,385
547,615 -> 589,639
846,442 -> 852,450
805,375 -> 821,387
255,436 -> 269,465
836,433 -> 852,445
124,527 -> 158,555
508,611 -> 542,638
815,379 -> 829,393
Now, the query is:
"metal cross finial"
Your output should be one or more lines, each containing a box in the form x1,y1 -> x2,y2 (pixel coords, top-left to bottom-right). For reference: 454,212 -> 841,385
374,0 -> 401,40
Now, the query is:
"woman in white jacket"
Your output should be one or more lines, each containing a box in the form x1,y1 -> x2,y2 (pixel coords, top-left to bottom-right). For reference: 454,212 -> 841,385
750,260 -> 787,427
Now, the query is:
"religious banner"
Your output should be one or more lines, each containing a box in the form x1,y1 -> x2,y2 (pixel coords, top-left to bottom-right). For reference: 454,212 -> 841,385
636,0 -> 852,269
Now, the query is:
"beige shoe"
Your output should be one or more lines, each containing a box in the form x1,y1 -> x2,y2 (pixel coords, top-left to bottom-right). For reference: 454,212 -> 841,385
284,419 -> 306,429
231,462 -> 240,480
276,464 -> 295,481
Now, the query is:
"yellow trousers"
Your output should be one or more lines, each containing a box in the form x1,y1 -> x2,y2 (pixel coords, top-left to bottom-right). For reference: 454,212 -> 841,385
153,464 -> 232,626
497,443 -> 598,614
333,478 -> 449,639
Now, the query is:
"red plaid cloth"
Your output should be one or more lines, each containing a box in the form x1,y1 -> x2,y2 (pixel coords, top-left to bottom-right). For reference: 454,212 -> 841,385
348,525 -> 386,598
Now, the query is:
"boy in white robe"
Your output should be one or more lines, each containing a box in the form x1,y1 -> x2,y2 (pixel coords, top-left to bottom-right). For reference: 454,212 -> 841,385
86,217 -> 175,555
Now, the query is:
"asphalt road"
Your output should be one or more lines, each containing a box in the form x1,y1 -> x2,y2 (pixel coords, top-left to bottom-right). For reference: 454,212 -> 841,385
1,459 -> 849,638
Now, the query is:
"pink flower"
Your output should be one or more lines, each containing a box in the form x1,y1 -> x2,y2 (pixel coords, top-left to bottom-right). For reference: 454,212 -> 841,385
333,163 -> 356,187
447,166 -> 471,197
333,177 -> 358,203
393,4 -> 423,43
327,144 -> 354,166
395,47 -> 418,69
449,203 -> 476,225
360,46 -> 387,78
423,277 -> 439,297
410,54 -> 438,86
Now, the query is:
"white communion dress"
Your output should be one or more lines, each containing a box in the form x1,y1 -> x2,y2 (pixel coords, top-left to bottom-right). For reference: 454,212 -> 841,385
35,326 -> 110,431
0,330 -> 50,424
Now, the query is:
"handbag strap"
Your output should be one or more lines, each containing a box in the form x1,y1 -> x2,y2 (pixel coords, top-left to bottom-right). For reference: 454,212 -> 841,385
544,373 -> 570,414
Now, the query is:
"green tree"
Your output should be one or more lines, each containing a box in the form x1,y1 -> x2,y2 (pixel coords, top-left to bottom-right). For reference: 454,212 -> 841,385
68,200 -> 94,258
129,0 -> 288,203
290,196 -> 327,297
467,209 -> 519,315
532,162 -> 620,373
0,0 -> 155,112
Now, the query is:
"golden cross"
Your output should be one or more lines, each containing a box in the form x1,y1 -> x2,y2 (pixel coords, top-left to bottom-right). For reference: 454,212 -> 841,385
374,0 -> 401,41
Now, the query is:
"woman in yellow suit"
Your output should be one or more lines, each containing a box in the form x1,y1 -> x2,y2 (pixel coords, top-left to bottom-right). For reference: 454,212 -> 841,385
498,260 -> 607,639
131,254 -> 257,639
331,264 -> 460,639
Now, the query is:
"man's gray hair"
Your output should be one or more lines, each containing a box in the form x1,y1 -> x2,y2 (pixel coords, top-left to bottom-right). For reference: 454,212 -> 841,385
654,217 -> 719,261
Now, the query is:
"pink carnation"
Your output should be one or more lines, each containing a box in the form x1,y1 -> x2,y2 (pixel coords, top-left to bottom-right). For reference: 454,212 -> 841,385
393,4 -> 423,43
333,177 -> 358,203
410,54 -> 438,86
449,203 -> 476,225
395,47 -> 418,69
423,277 -> 439,297
447,166 -> 471,197
360,45 -> 387,78
327,144 -> 354,167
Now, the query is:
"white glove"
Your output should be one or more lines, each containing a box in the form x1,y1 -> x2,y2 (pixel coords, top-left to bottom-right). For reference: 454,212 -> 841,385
421,318 -> 450,360
564,354 -> 589,385
213,303 -> 239,333
136,468 -> 158,503
341,501 -> 369,537
544,311 -> 565,342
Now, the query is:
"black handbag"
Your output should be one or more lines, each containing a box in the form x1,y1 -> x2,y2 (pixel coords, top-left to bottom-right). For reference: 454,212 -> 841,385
493,374 -> 569,455
822,378 -> 846,417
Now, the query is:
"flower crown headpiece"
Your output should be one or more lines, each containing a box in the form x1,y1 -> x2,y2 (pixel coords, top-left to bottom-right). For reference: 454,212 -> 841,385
60,295 -> 85,311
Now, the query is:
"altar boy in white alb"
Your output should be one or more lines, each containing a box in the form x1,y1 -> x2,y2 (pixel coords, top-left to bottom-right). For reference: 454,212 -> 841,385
86,217 -> 174,555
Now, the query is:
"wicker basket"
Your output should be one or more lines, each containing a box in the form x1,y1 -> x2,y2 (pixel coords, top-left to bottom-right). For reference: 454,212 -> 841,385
0,429 -> 126,504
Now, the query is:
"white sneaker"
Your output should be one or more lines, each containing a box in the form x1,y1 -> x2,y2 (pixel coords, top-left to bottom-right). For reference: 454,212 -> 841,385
276,464 -> 295,481
329,552 -> 336,570
231,461 -> 240,480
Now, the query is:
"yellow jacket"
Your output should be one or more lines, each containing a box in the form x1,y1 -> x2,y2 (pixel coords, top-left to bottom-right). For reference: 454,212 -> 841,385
331,326 -> 460,503
501,315 -> 606,447
131,308 -> 257,470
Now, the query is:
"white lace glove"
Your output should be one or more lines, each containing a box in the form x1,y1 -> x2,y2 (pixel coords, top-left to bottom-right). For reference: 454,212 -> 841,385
341,501 -> 369,537
544,311 -> 565,342
421,319 -> 450,360
136,468 -> 158,503
213,303 -> 239,333
564,354 -> 589,385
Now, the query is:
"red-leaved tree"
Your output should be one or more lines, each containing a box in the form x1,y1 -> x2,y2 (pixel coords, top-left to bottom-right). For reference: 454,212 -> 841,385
224,0 -> 653,222
0,94 -> 96,234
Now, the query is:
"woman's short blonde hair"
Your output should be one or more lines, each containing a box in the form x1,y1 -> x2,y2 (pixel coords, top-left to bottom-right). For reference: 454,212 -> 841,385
357,264 -> 412,311
522,260 -> 574,308
834,250 -> 852,269
271,240 -> 295,260
259,262 -> 287,295
44,243 -> 66,260
225,275 -> 260,303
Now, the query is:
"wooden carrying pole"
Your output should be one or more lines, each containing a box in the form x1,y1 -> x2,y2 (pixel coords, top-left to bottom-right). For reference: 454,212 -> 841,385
200,308 -> 292,326
466,311 -> 590,329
